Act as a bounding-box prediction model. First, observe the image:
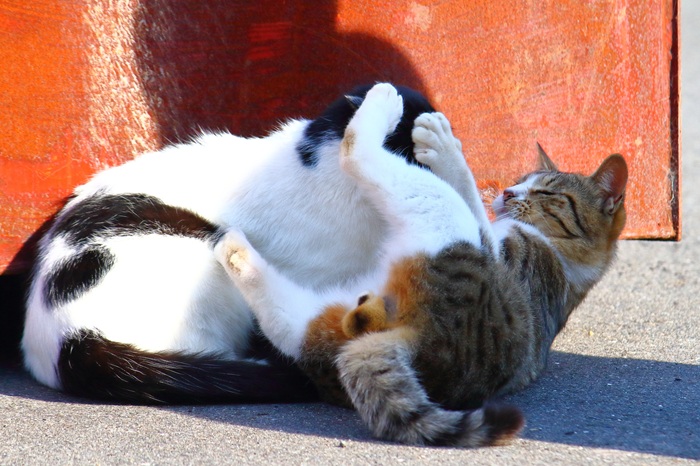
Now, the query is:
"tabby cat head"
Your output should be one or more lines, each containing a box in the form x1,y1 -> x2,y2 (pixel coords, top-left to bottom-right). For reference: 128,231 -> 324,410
493,144 -> 628,286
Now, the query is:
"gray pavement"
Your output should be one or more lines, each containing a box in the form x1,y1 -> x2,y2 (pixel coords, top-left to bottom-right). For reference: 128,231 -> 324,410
1,4 -> 698,465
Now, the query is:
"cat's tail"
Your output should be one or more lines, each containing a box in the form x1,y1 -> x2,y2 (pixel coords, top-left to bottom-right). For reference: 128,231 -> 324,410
56,329 -> 317,404
337,329 -> 524,447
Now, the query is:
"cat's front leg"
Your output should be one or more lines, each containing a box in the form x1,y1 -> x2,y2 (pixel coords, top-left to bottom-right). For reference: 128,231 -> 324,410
214,230 -> 325,359
412,112 -> 466,186
413,112 -> 498,256
340,83 -> 404,180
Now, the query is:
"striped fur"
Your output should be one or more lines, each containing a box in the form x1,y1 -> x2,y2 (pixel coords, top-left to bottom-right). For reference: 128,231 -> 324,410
218,84 -> 628,447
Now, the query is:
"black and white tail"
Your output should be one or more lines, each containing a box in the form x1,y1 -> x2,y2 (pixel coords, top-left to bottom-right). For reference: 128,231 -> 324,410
58,329 -> 317,404
337,330 -> 524,447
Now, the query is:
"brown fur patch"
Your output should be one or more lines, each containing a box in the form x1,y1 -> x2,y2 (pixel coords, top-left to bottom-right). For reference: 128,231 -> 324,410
300,304 -> 354,407
341,294 -> 391,337
305,304 -> 348,349
341,129 -> 356,156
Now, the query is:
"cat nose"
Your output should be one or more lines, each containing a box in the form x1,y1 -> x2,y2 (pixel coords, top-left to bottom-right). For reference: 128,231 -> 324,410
503,189 -> 515,201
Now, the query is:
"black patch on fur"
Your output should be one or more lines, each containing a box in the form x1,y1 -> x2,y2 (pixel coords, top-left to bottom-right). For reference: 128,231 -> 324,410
44,245 -> 116,308
58,329 -> 318,404
298,84 -> 436,167
55,193 -> 219,245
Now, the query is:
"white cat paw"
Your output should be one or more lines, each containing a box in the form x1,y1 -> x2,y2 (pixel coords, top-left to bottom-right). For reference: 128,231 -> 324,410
214,230 -> 263,285
364,83 -> 404,136
413,112 -> 463,170
340,84 -> 404,174
349,83 -> 403,141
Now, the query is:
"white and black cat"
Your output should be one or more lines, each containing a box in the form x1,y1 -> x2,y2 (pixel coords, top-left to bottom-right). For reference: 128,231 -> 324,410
21,84 -> 440,403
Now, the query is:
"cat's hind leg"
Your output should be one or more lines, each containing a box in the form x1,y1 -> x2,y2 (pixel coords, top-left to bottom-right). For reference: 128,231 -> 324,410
214,230 -> 329,359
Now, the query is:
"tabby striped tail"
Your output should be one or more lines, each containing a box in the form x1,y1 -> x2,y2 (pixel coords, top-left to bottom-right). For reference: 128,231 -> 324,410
336,330 -> 524,447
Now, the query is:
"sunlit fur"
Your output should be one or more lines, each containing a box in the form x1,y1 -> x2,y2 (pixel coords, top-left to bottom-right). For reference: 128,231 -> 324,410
22,84 -> 437,402
218,84 -> 628,447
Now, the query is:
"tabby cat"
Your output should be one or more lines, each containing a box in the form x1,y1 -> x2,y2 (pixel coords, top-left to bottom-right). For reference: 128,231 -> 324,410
216,83 -> 628,446
21,83 -> 440,403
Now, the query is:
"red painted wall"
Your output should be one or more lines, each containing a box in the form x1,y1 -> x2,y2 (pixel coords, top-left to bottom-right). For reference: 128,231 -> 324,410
0,0 -> 680,273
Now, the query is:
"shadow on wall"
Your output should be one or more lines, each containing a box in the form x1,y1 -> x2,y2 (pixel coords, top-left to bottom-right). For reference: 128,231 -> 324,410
132,0 -> 429,143
0,0 -> 430,360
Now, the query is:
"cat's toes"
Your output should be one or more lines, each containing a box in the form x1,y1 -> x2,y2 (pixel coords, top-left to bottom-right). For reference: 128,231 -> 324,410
412,122 -> 441,167
431,112 -> 462,152
415,112 -> 450,133
363,83 -> 404,135
413,112 -> 464,167
413,145 -> 439,168
433,112 -> 454,136
413,124 -> 439,149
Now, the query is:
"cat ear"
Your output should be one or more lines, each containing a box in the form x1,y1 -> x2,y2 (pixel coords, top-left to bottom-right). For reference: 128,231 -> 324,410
536,142 -> 558,171
345,95 -> 365,110
592,154 -> 628,215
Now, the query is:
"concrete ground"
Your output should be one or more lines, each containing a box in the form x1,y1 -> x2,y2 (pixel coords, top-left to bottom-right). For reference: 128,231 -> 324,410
1,4 -> 697,466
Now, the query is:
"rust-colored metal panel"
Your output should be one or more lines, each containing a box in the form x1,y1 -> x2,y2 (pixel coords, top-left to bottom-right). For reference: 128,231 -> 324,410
0,0 -> 680,274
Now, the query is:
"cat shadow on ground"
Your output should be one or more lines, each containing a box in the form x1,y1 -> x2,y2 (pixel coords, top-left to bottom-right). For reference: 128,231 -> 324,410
505,351 -> 699,460
1,351 -> 697,459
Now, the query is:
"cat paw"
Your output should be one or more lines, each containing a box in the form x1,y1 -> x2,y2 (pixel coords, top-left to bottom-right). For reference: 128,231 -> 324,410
413,112 -> 463,170
341,293 -> 389,338
363,83 -> 404,136
214,230 -> 263,285
346,83 -> 403,147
